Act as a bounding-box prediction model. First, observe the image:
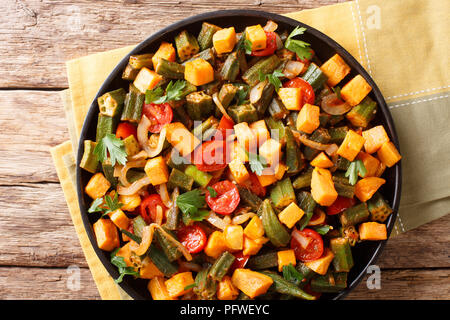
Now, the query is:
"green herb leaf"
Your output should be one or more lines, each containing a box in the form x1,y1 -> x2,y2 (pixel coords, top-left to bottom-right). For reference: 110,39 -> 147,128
332,86 -> 342,100
258,69 -> 285,91
176,189 -> 207,221
88,193 -> 123,217
120,229 -> 142,244
298,210 -> 313,230
313,225 -> 332,235
145,86 -> 164,104
189,209 -> 210,222
282,263 -> 304,285
245,150 -> 268,176
184,283 -> 196,291
88,197 -> 105,213
345,159 -> 367,185
284,26 -> 312,61
244,39 -> 253,55
110,248 -> 140,284
94,133 -> 128,166
145,80 -> 187,104
236,87 -> 249,105
207,186 -> 218,198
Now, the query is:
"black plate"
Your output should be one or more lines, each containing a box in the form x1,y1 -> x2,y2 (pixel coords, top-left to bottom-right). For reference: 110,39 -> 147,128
76,9 -> 401,300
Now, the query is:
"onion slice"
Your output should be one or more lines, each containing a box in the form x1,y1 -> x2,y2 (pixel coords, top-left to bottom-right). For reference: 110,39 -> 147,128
249,80 -> 267,104
325,143 -> 339,156
155,205 -> 163,226
117,175 -> 151,195
263,20 -> 278,32
205,211 -> 229,230
292,228 -> 312,249
321,93 -> 352,115
156,183 -> 173,208
232,212 -> 256,225
118,159 -> 147,187
178,261 -> 202,273
283,61 -> 305,79
212,92 -> 233,122
137,115 -> 167,157
294,132 -> 332,151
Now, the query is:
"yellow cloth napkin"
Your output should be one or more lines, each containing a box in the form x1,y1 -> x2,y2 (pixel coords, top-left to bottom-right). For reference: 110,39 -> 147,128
51,0 -> 450,299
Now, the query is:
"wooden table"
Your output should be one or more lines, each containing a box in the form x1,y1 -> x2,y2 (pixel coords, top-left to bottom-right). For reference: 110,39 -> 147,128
0,0 -> 448,300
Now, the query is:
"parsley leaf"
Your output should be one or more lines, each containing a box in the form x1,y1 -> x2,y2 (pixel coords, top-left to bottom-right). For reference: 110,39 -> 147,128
94,133 -> 127,166
235,87 -> 249,105
237,33 -> 253,55
284,26 -> 312,61
313,225 -> 332,235
88,193 -> 123,217
245,150 -> 268,176
345,159 -> 367,185
282,263 -> 305,285
88,197 -> 104,213
176,189 -> 207,221
110,248 -> 140,284
119,228 -> 142,244
207,186 -> 218,198
258,69 -> 285,91
145,80 -> 187,104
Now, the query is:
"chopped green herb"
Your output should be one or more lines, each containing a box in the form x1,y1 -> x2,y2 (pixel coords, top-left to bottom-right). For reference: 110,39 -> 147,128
94,133 -> 128,166
282,263 -> 304,285
345,159 -> 367,185
313,225 -> 332,235
176,189 -> 207,221
245,150 -> 268,176
298,210 -> 313,230
258,69 -> 285,91
145,80 -> 187,104
237,33 -> 253,55
235,87 -> 249,105
110,248 -> 140,283
284,26 -> 312,61
207,186 -> 218,198
88,192 -> 123,217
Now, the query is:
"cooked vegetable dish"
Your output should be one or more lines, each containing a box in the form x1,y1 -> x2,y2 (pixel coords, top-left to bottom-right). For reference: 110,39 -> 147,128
80,20 -> 402,300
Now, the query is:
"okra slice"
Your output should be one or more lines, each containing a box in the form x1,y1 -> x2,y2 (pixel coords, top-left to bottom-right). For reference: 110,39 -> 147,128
155,58 -> 185,79
175,30 -> 200,61
218,83 -> 238,108
98,88 -> 126,117
330,237 -> 354,272
197,22 -> 222,51
268,97 -> 289,120
80,140 -> 99,173
227,103 -> 258,124
186,91 -> 214,120
168,168 -> 194,192
340,203 -> 370,227
242,54 -> 282,86
346,96 -> 377,128
220,52 -> 240,81
121,84 -> 144,123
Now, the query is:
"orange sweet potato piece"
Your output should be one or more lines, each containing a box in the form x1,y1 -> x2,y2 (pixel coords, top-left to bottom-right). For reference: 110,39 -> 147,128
152,42 -> 176,68
311,167 -> 338,206
377,141 -> 402,167
310,152 -> 334,168
184,58 -> 214,86
320,54 -> 351,87
359,222 -> 387,240
356,152 -> 381,177
340,75 -> 372,106
93,218 -> 120,251
148,277 -> 175,300
165,272 -> 195,298
231,268 -> 273,298
337,130 -> 366,161
354,177 -> 386,202
296,103 -> 320,134
362,125 -> 390,154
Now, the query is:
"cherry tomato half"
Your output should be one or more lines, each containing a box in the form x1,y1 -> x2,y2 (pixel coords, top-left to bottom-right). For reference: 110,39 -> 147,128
140,194 -> 166,224
251,31 -> 277,57
326,196 -> 356,215
283,77 -> 315,108
214,115 -> 235,141
194,140 -> 228,172
205,180 -> 240,215
291,228 -> 324,262
142,102 -> 173,133
116,122 -> 137,140
229,251 -> 250,274
177,224 -> 207,254
239,172 -> 266,197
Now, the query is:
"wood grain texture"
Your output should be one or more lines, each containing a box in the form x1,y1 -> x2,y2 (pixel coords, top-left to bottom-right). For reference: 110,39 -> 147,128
0,0 -> 344,88
0,266 -> 447,300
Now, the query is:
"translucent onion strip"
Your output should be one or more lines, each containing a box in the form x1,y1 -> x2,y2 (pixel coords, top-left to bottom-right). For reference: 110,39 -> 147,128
137,115 -> 167,158
263,20 -> 278,32
283,61 -> 305,79
117,175 -> 151,195
205,211 -> 229,230
155,205 -> 163,226
212,92 -> 233,122
294,131 -> 332,151
232,212 -> 256,225
119,159 -> 147,187
156,183 -> 173,208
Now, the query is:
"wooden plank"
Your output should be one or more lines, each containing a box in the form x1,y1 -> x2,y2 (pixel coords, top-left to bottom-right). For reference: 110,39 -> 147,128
0,90 -> 69,184
0,266 -> 447,300
0,0 -> 342,88
1,181 -> 449,269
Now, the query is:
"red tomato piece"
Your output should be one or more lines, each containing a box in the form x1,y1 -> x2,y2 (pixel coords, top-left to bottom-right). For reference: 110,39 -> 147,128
116,122 -> 137,140
251,31 -> 277,57
291,228 -> 324,262
140,194 -> 166,224
214,115 -> 235,141
326,196 -> 356,215
142,102 -> 173,133
177,224 -> 207,254
283,77 -> 315,107
296,48 -> 315,64
194,140 -> 228,172
229,251 -> 250,273
239,172 -> 266,197
205,180 -> 240,215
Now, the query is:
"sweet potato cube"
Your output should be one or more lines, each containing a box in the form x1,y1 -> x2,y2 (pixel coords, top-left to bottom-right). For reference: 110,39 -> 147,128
278,88 -> 303,111
119,193 -> 141,212
356,152 -> 380,177
249,119 -> 270,146
165,122 -> 201,157
274,163 -> 287,180
144,156 -> 169,185
204,231 -> 229,258
234,122 -> 257,152
85,172 -> 111,199
152,42 -> 176,69
362,125 -> 390,154
377,141 -> 402,167
213,27 -> 237,54
108,209 -> 130,230
311,168 -> 338,206
278,202 -> 305,229
133,67 -> 163,93
359,222 -> 387,240
340,75 -> 372,106
165,272 -> 195,298
256,168 -> 278,187
217,275 -> 239,300
93,218 -> 120,251
259,138 -> 282,166
337,130 -> 366,161
228,159 -> 250,184
231,268 -> 273,298
245,25 -> 267,51
277,249 -> 296,272
375,159 -> 387,177
320,54 -> 351,87
148,277 -> 175,300
116,242 -> 133,267
296,103 -> 320,134
310,152 -> 334,168
184,58 -> 214,86
229,140 -> 248,162
243,236 -> 268,256
140,256 -> 164,279
304,249 -> 334,275
224,225 -> 244,251
244,216 -> 265,240
354,177 -> 386,202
